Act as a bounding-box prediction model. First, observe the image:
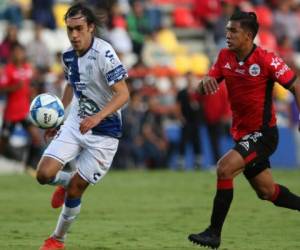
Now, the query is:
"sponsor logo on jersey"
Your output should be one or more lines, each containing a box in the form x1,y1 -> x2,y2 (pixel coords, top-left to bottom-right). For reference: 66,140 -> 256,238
65,57 -> 74,62
74,81 -> 87,91
275,64 -> 289,79
224,62 -> 231,69
271,57 -> 282,69
106,65 -> 127,83
235,68 -> 245,74
249,64 -> 260,76
239,141 -> 249,151
88,55 -> 96,60
105,50 -> 116,64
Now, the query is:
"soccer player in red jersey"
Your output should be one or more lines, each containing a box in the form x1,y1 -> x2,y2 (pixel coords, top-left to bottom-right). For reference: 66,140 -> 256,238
188,11 -> 300,249
0,42 -> 41,161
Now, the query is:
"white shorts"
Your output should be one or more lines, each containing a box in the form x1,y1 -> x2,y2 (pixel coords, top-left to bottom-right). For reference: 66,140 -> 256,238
43,124 -> 119,184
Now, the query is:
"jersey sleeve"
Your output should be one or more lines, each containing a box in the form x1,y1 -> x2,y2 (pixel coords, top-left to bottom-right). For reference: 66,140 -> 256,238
208,50 -> 224,83
265,52 -> 297,89
100,44 -> 128,86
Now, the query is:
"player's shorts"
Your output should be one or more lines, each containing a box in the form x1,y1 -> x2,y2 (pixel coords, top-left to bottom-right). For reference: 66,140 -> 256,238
43,124 -> 119,185
233,126 -> 278,179
1,118 -> 32,139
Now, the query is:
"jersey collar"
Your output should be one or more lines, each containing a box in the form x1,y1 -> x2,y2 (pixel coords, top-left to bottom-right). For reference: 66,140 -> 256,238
236,44 -> 257,65
77,37 -> 95,58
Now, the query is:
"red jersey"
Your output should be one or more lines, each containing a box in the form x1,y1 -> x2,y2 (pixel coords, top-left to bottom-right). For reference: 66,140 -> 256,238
0,63 -> 33,122
208,45 -> 297,140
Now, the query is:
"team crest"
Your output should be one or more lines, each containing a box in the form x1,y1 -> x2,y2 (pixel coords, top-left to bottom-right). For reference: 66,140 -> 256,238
249,64 -> 260,76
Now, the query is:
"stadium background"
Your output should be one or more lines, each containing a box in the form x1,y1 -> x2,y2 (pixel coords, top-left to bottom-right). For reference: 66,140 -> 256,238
0,0 -> 300,173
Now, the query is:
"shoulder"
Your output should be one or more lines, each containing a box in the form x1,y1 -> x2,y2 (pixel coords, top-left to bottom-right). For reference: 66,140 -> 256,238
62,47 -> 76,64
216,48 -> 232,61
254,46 -> 277,63
92,37 -> 115,56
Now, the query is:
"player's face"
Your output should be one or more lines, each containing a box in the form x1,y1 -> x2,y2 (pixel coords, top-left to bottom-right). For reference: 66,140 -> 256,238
225,21 -> 251,51
66,15 -> 95,55
12,46 -> 25,63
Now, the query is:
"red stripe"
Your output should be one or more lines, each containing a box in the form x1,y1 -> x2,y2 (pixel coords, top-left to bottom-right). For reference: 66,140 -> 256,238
217,179 -> 233,189
244,152 -> 257,164
270,184 -> 280,201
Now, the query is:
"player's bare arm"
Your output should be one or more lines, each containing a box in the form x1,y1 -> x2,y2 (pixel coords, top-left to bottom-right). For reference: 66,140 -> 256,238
61,84 -> 74,109
199,76 -> 219,95
288,78 -> 300,130
79,79 -> 129,134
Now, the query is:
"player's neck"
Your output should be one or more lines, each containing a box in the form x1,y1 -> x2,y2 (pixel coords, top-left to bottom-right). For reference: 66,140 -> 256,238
76,37 -> 94,57
235,44 -> 256,62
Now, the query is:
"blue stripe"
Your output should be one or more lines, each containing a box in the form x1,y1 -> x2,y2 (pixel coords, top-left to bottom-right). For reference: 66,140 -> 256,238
65,198 -> 81,208
92,114 -> 122,138
63,50 -> 81,97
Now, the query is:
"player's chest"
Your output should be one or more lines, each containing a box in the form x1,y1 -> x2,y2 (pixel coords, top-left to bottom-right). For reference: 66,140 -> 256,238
10,66 -> 33,82
221,60 -> 266,83
68,57 -> 100,90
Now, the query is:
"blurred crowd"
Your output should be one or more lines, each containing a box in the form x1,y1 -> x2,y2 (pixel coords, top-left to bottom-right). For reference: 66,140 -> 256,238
0,0 -> 300,171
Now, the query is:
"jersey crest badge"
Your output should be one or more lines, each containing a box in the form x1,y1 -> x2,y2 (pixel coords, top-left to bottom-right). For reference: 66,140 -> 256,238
249,64 -> 260,76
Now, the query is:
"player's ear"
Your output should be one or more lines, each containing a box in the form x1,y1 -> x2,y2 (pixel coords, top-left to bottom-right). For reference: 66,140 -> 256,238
88,23 -> 95,33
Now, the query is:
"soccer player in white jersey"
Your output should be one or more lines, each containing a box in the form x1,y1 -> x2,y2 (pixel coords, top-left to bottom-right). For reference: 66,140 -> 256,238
36,3 -> 129,250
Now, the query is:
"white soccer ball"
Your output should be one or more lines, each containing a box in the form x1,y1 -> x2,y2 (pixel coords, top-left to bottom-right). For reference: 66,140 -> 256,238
29,93 -> 64,129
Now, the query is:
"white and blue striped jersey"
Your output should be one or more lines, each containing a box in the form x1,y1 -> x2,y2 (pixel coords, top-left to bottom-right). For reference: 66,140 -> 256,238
61,37 -> 128,138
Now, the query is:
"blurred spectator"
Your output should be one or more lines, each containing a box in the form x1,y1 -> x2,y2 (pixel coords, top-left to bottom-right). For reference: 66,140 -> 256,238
141,31 -> 172,68
114,90 -> 145,169
201,82 -> 232,165
31,0 -> 56,30
140,96 -> 168,168
213,0 -> 237,49
106,1 -> 133,63
273,1 -> 299,51
175,72 -> 203,169
0,24 -> 19,64
26,24 -> 52,71
126,0 -> 151,56
1,0 -> 23,28
193,0 -> 222,29
0,42 -> 42,168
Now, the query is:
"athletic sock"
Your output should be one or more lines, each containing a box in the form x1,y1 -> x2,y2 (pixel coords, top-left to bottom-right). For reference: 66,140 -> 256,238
271,184 -> 300,211
49,171 -> 72,187
53,198 -> 81,242
210,179 -> 234,236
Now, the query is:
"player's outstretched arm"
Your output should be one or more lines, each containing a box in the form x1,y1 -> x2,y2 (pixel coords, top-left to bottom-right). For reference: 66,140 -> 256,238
79,79 -> 129,134
289,78 -> 300,130
198,76 -> 219,95
61,84 -> 74,109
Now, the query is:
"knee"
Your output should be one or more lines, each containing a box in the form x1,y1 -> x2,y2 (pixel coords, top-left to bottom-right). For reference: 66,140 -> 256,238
36,169 -> 55,185
216,160 -> 232,179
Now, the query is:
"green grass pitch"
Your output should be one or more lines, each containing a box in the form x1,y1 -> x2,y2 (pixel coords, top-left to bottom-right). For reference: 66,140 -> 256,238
0,169 -> 300,250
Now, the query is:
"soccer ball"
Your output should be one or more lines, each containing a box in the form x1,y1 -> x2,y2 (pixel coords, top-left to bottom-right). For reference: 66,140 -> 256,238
29,93 -> 64,129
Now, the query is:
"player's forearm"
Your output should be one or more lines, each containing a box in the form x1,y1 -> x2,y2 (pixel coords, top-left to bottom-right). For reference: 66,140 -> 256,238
95,81 -> 129,121
61,84 -> 73,109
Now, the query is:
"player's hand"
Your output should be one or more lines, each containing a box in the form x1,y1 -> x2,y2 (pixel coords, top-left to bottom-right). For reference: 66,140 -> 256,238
79,115 -> 102,134
44,128 -> 58,143
199,76 -> 219,94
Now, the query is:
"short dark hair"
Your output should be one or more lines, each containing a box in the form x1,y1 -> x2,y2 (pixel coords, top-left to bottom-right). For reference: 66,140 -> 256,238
64,2 -> 99,26
229,11 -> 259,39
